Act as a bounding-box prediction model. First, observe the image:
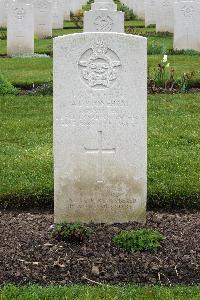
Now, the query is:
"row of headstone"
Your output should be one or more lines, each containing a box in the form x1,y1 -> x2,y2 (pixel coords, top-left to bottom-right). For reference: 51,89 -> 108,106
84,0 -> 124,32
122,0 -> 200,52
0,0 -> 86,30
54,0 -> 147,224
5,0 -> 87,56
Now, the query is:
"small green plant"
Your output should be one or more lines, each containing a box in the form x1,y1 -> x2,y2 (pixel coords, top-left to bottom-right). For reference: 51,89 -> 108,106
149,54 -> 196,93
148,41 -> 167,55
113,228 -> 164,252
52,222 -> 91,242
0,74 -> 17,96
0,28 -> 7,40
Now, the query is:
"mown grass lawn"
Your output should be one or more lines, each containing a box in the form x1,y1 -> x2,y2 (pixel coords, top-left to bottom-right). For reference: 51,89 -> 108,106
0,58 -> 52,87
0,54 -> 199,88
1,93 -> 199,209
0,284 -> 200,300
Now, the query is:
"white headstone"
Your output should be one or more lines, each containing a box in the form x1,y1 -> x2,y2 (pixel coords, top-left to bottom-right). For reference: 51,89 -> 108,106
156,0 -> 174,33
173,1 -> 200,51
7,1 -> 34,56
70,0 -> 83,14
0,0 -> 7,28
91,1 -> 117,11
144,0 -> 156,26
54,33 -> 147,224
52,0 -> 64,29
34,0 -> 52,39
136,0 -> 145,19
84,10 -> 124,32
64,0 -> 70,20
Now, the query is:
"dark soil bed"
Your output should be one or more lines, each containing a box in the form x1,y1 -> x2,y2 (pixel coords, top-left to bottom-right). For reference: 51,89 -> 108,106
0,211 -> 199,285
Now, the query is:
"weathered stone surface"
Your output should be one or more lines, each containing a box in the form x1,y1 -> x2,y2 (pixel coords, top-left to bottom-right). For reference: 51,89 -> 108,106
156,0 -> 174,33
144,0 -> 156,26
7,1 -> 34,55
64,0 -> 70,21
91,1 -> 117,11
136,0 -> 145,19
173,0 -> 200,51
0,0 -> 7,28
34,0 -> 52,38
54,33 -> 147,224
52,0 -> 64,29
84,10 -> 124,32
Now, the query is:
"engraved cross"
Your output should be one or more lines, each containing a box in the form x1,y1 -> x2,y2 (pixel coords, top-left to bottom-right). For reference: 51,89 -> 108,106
84,131 -> 116,183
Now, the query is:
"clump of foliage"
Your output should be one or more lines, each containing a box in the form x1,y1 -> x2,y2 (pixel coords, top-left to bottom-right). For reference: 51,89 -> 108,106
0,28 -> 7,40
52,222 -> 91,242
149,54 -> 195,93
71,10 -> 84,28
113,228 -> 164,252
148,41 -> 167,55
82,0 -> 93,11
0,74 -> 17,96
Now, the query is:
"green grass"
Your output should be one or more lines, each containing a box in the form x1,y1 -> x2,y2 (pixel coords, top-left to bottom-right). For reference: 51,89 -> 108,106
0,55 -> 199,89
148,93 -> 200,209
0,58 -> 52,87
0,95 -> 53,208
0,93 -> 199,209
0,284 -> 200,300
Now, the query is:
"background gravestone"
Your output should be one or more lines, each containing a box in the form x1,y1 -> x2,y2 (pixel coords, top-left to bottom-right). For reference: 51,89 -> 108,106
52,0 -> 64,29
91,1 -> 117,11
64,0 -> 70,21
34,0 -> 52,39
0,0 -> 7,28
144,0 -> 156,26
156,0 -> 174,33
174,0 -> 200,51
84,10 -> 124,32
7,1 -> 34,56
54,32 -> 147,224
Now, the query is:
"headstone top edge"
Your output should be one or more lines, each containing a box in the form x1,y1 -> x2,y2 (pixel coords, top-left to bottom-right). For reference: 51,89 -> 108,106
53,32 -> 147,42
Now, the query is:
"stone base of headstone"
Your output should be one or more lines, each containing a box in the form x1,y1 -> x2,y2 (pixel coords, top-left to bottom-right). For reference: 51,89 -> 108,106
84,10 -> 124,32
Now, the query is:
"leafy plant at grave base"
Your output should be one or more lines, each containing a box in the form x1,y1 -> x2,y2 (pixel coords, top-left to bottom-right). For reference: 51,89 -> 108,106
113,229 -> 164,252
168,49 -> 200,56
148,41 -> 167,55
148,54 -> 196,93
175,71 -> 196,93
0,74 -> 17,96
0,28 -> 7,40
71,10 -> 84,29
82,0 -> 93,11
52,222 -> 91,242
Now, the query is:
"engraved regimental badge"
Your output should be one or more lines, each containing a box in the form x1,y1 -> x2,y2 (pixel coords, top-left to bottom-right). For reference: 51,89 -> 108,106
78,40 -> 121,89
14,8 -> 25,20
94,15 -> 113,32
181,5 -> 194,18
